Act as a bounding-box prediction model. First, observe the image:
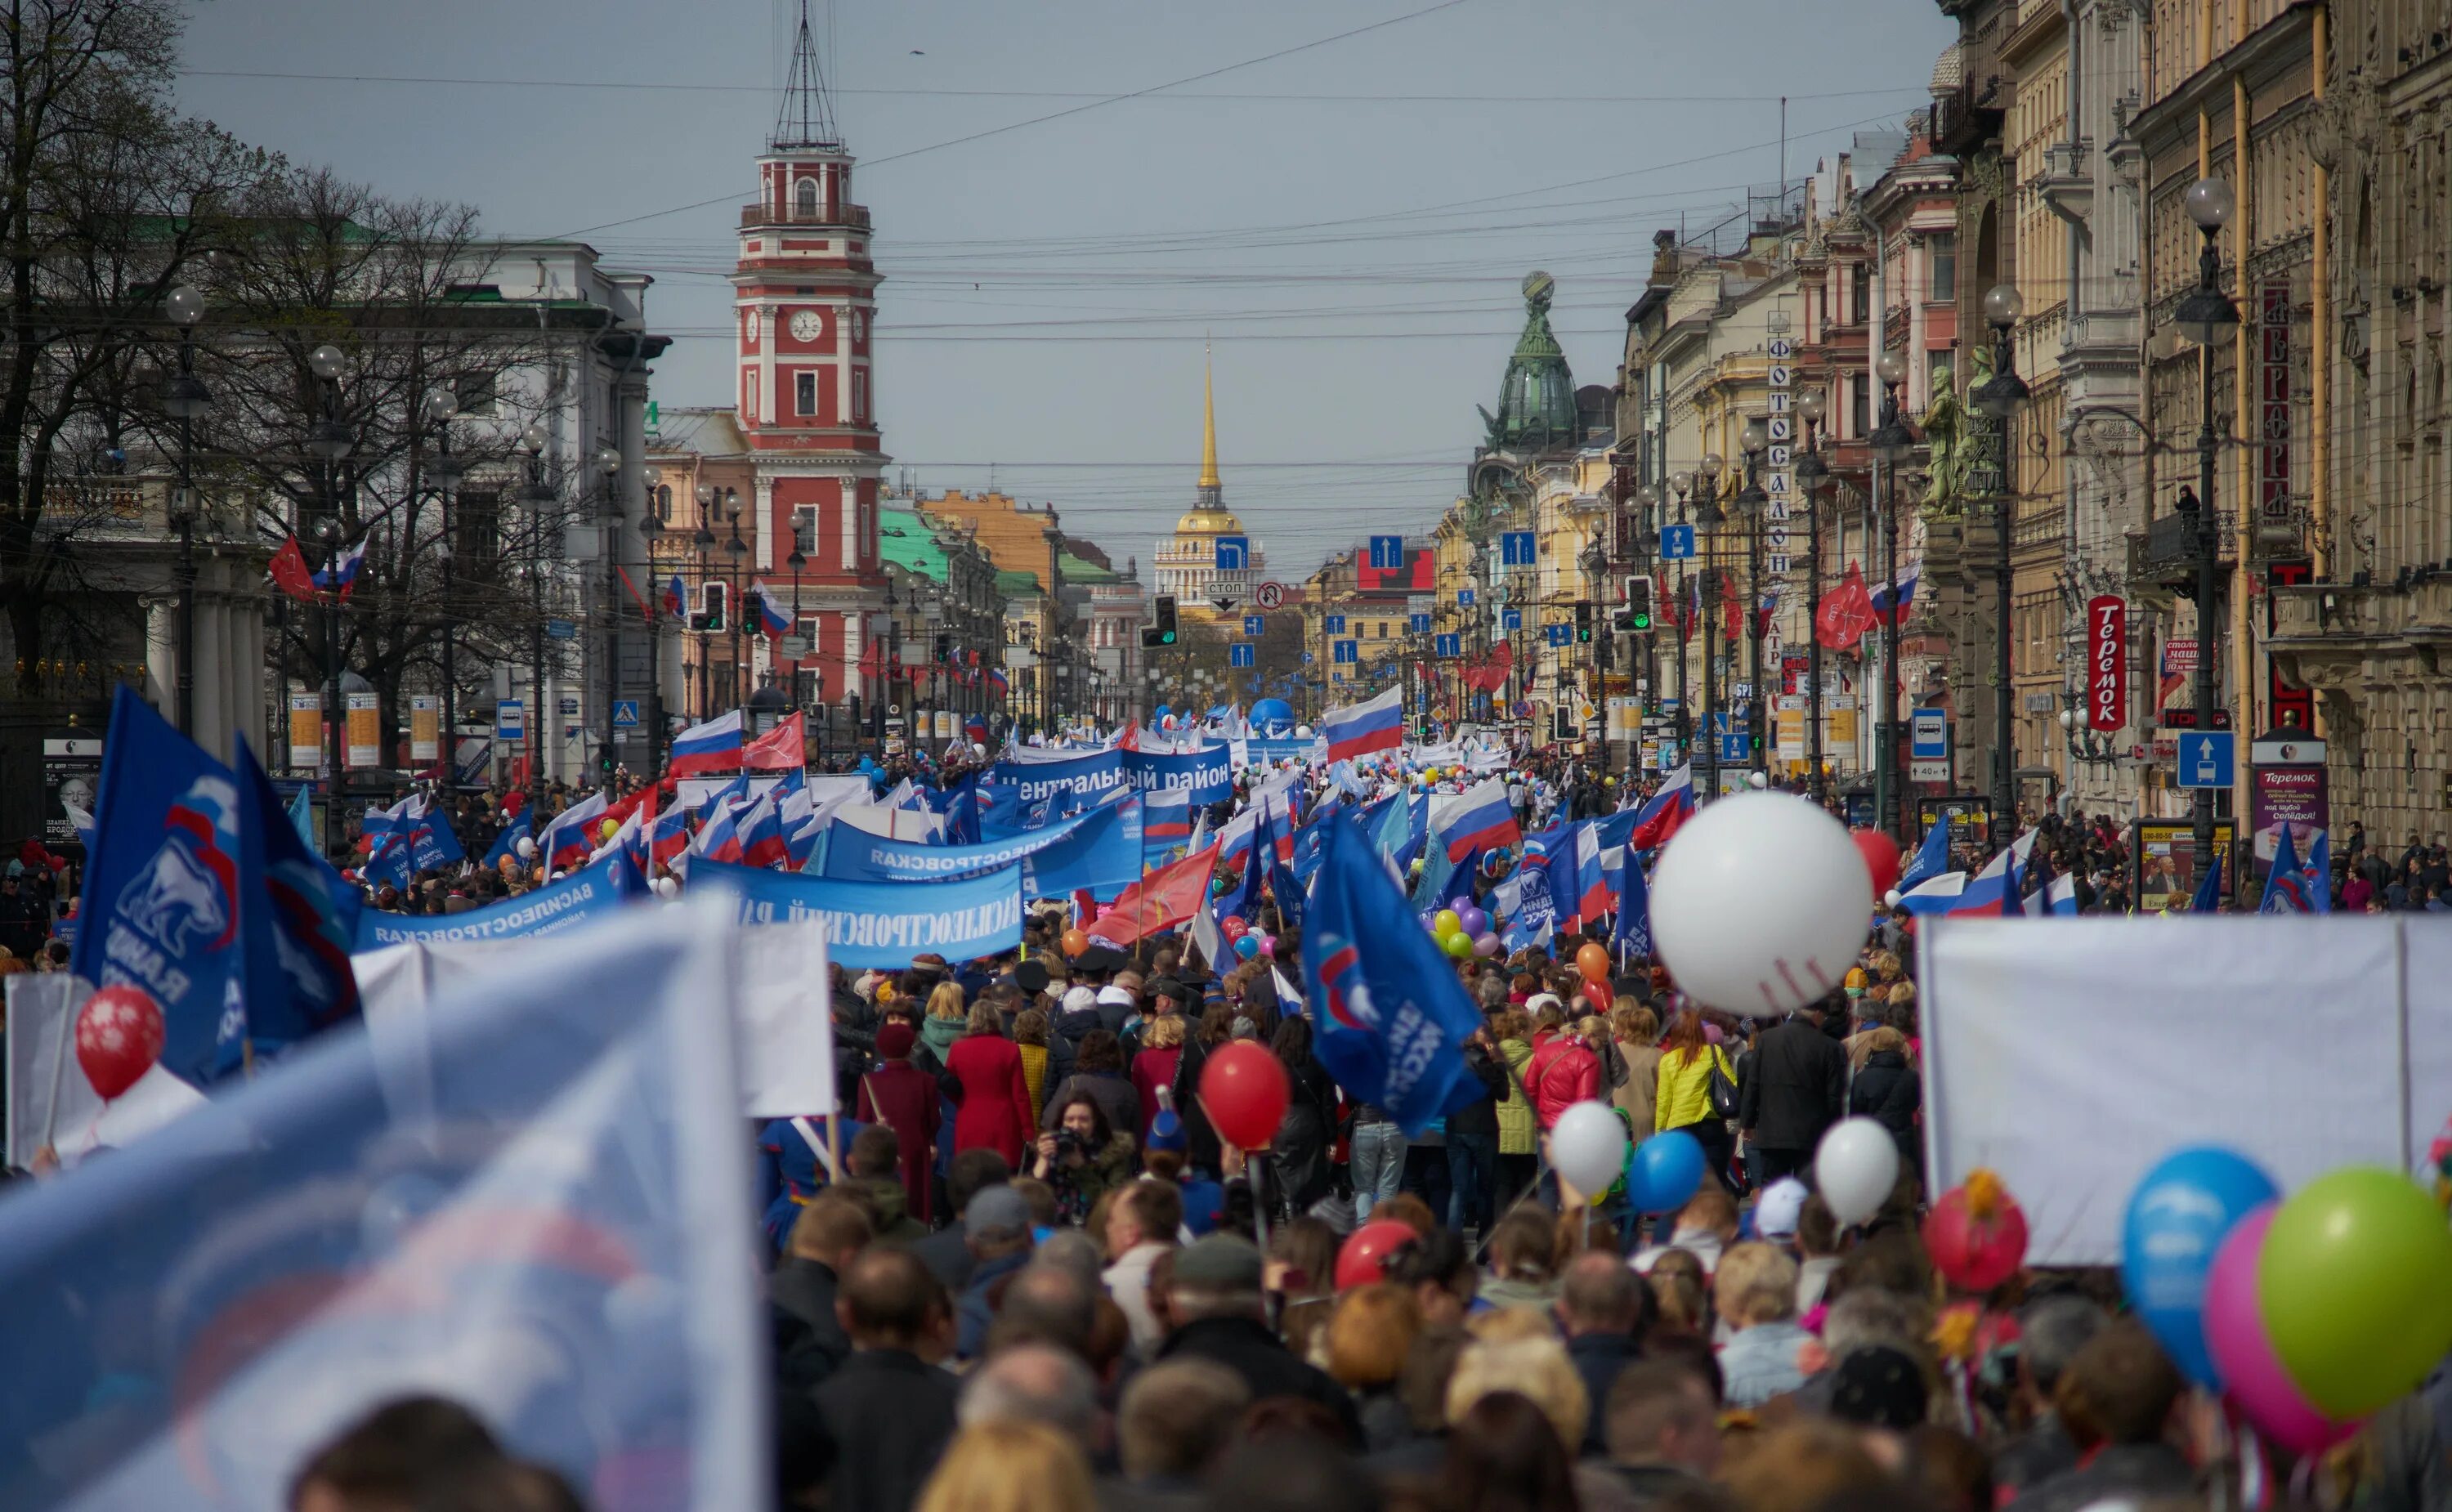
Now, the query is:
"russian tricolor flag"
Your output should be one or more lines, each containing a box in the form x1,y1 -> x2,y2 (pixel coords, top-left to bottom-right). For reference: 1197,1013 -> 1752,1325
647,800 -> 693,867
1625,764 -> 1694,852
312,538 -> 367,597
668,709 -> 744,778
736,791 -> 788,869
538,790 -> 609,874
1322,687 -> 1403,763
690,794 -> 749,866
1144,788 -> 1192,845
662,574 -> 687,621
1434,777 -> 1520,864
1901,829 -> 2034,916
1548,821 -> 1610,928
1871,568 -> 1920,625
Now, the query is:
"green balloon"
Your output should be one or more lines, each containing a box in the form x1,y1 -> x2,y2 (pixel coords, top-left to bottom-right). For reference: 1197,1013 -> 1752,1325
2257,1165 -> 2452,1419
1442,929 -> 1474,959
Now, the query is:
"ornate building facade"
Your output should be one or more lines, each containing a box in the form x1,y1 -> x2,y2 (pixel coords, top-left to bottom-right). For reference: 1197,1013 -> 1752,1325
1152,359 -> 1264,615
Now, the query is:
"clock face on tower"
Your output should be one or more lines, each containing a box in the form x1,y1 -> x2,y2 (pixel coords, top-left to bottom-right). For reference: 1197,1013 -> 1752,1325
789,309 -> 823,342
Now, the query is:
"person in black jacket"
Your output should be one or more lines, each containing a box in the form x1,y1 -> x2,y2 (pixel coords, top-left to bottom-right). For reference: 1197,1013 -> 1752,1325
1443,1027 -> 1510,1233
772,1196 -> 871,1394
1846,1027 -> 1922,1182
1737,997 -> 1848,1183
810,1248 -> 958,1512
1153,1235 -> 1361,1443
1266,1018 -> 1339,1219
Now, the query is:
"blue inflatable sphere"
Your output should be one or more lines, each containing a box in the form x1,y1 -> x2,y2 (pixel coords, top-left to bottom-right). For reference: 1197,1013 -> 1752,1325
2121,1145 -> 2279,1385
1628,1129 -> 1706,1215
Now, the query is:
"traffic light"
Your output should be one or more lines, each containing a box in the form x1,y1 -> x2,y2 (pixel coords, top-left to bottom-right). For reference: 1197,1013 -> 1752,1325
693,581 -> 727,633
1623,575 -> 1654,633
934,633 -> 953,662
1574,601 -> 1593,643
1142,594 -> 1179,649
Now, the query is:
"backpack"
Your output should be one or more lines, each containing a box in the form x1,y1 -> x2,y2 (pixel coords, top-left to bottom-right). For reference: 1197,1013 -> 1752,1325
1707,1047 -> 1740,1120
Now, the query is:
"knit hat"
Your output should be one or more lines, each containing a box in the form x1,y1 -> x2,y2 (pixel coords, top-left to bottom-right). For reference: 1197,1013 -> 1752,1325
1753,1178 -> 1810,1241
1061,986 -> 1099,1017
963,1184 -> 1034,1241
1828,1345 -> 1928,1429
876,1022 -> 916,1059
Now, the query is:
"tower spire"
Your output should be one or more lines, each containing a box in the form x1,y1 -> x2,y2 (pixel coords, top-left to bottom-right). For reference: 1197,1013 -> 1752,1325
772,0 -> 841,151
1198,344 -> 1221,494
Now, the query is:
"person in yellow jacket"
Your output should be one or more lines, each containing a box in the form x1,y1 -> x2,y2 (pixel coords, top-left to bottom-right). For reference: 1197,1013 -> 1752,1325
1653,1009 -> 1736,1195
1494,1011 -> 1540,1214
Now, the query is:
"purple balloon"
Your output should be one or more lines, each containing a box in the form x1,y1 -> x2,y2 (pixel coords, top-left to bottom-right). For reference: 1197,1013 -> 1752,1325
1472,931 -> 1502,958
2204,1206 -> 2358,1455
1456,906 -> 1487,937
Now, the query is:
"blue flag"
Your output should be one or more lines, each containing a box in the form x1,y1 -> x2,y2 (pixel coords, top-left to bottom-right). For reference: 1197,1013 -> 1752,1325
1896,814 -> 1953,895
2257,823 -> 2327,914
69,686 -> 253,1085
482,810 -> 533,869
235,740 -> 360,1055
1271,859 -> 1308,930
284,781 -> 315,848
1613,849 -> 1653,960
1301,814 -> 1488,1135
2190,843 -> 2225,913
0,901 -> 766,1510
363,798 -> 466,890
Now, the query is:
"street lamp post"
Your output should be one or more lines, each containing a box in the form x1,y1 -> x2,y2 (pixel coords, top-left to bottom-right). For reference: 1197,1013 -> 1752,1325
1668,472 -> 1693,775
592,445 -> 622,784
520,422 -> 554,812
1973,282 -> 2034,832
161,286 -> 209,736
1795,388 -> 1829,806
1694,451 -> 1725,801
2175,177 -> 2242,897
691,485 -> 716,720
724,490 -> 746,714
1738,417 -> 1771,779
639,468 -> 666,772
423,390 -> 463,783
1867,351 -> 1917,838
1582,530 -> 1609,768
304,342 -> 352,857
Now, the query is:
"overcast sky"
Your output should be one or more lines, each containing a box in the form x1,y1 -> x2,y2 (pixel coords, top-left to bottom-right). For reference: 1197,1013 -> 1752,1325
174,0 -> 1952,577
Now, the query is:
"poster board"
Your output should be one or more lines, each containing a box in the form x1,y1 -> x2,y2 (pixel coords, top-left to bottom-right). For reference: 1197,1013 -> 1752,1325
1919,916 -> 2443,1266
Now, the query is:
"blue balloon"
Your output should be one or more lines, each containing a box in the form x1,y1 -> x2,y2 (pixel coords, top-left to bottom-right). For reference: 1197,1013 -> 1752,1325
1233,934 -> 1261,959
1627,1130 -> 1706,1215
2121,1145 -> 2280,1385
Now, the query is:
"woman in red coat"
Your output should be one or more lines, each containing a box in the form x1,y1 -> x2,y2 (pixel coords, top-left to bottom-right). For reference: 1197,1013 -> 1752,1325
1524,1013 -> 1603,1131
1128,1012 -> 1186,1145
945,1000 -> 1034,1168
855,1021 -> 941,1226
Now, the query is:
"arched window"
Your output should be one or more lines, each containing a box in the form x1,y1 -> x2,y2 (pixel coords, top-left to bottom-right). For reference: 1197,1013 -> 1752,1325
794,177 -> 819,217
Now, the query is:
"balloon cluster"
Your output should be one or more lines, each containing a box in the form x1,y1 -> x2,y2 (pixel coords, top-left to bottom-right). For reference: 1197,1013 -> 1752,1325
1546,1104 -> 1706,1214
2123,1149 -> 2452,1452
1427,906 -> 1498,961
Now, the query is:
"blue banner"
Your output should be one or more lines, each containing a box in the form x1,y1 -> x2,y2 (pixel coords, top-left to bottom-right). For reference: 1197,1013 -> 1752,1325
820,800 -> 1134,897
351,848 -> 648,951
1301,815 -> 1487,1136
696,858 -> 1024,968
991,748 -> 1127,806
236,741 -> 360,1053
1123,744 -> 1232,805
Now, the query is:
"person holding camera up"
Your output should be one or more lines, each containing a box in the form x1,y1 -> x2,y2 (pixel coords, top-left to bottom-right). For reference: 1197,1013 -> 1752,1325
1032,1091 -> 1136,1227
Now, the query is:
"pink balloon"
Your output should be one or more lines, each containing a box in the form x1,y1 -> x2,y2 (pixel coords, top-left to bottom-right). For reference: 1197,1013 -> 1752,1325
2204,1206 -> 2360,1455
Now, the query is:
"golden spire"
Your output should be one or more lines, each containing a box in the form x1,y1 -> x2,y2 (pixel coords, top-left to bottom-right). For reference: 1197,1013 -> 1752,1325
1198,344 -> 1221,492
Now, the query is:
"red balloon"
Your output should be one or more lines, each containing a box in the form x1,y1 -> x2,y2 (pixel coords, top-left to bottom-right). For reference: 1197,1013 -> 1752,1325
1335,1220 -> 1420,1290
1198,1040 -> 1290,1150
1583,972 -> 1613,1008
1852,829 -> 1904,901
75,984 -> 165,1101
1922,1178 -> 2030,1294
1219,915 -> 1249,942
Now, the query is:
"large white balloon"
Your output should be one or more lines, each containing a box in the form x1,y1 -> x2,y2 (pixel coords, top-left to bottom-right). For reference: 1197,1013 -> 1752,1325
1549,1101 -> 1628,1197
1649,792 -> 1873,1014
1815,1116 -> 1901,1225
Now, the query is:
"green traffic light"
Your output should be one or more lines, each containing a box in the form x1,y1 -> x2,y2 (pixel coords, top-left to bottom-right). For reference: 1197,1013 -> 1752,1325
1631,612 -> 1652,631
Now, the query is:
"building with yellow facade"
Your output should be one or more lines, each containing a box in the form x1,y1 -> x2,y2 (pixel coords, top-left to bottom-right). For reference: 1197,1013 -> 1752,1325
1152,358 -> 1264,617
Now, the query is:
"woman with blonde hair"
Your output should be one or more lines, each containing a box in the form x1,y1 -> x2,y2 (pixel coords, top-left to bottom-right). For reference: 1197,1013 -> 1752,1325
1443,1335 -> 1590,1466
1324,1282 -> 1422,1452
1493,1010 -> 1539,1210
916,980 -> 968,1074
1653,1009 -> 1735,1193
1609,1002 -> 1661,1140
915,1420 -> 1094,1512
1011,1008 -> 1054,1118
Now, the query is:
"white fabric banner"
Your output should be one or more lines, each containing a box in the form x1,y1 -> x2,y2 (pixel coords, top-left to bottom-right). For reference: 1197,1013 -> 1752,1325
5,974 -> 205,1168
1919,916 -> 2444,1266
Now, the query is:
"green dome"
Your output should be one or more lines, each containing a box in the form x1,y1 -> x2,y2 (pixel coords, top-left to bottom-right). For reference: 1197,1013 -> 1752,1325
1479,271 -> 1578,452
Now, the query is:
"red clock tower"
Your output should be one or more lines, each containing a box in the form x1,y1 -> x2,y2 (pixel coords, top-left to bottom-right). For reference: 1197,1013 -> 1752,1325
734,0 -> 887,715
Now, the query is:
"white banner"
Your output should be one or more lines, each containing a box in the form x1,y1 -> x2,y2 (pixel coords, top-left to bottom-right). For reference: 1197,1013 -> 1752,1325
1920,917 -> 2444,1266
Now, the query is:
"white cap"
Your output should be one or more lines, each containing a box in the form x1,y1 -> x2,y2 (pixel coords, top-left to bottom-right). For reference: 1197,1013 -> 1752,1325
1755,1177 -> 1810,1240
1097,984 -> 1135,1008
1062,986 -> 1100,1015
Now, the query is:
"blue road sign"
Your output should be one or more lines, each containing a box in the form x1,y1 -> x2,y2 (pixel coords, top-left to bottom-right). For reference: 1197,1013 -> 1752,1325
1434,633 -> 1461,658
1720,733 -> 1749,763
1334,639 -> 1358,664
1229,642 -> 1256,668
1501,531 -> 1537,566
1368,535 -> 1405,570
1501,607 -> 1523,631
1215,535 -> 1249,570
2176,731 -> 2235,789
1325,614 -> 1345,634
1243,615 -> 1264,637
546,619 -> 577,640
1659,524 -> 1697,561
1409,613 -> 1431,633
1910,708 -> 1949,761
495,699 -> 525,736
1457,588 -> 1475,606
1545,624 -> 1571,647
611,700 -> 641,728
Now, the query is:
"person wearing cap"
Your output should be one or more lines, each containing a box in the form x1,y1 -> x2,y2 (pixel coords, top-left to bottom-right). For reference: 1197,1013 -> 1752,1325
855,1022 -> 942,1228
1152,1235 -> 1359,1442
1049,985 -> 1103,1085
952,1185 -> 1038,1360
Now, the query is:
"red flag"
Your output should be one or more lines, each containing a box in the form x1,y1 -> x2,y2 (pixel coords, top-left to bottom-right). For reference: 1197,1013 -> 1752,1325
1815,563 -> 1877,651
1086,843 -> 1222,946
742,709 -> 805,772
1721,575 -> 1743,644
269,535 -> 320,602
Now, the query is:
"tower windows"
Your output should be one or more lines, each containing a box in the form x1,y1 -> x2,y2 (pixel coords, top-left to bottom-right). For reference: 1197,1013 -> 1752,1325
794,177 -> 818,218
852,368 -> 866,422
796,370 -> 817,417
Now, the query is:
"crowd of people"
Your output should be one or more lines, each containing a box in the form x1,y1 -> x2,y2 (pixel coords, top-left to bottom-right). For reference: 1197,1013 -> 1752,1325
279,741 -> 2448,1512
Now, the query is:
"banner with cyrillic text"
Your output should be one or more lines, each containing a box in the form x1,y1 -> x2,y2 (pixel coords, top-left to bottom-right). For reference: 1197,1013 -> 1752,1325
695,857 -> 1025,968
349,849 -> 648,951
1123,744 -> 1232,805
990,748 -> 1127,806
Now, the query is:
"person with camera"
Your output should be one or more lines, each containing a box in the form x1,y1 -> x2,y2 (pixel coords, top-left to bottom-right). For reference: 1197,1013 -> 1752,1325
1031,1091 -> 1136,1227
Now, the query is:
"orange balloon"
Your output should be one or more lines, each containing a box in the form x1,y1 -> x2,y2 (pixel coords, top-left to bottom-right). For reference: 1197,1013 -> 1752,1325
1060,927 -> 1091,957
1575,942 -> 1613,982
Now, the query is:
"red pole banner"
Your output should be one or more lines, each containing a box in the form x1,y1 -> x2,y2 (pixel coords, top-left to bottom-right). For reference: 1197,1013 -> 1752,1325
2086,595 -> 2127,732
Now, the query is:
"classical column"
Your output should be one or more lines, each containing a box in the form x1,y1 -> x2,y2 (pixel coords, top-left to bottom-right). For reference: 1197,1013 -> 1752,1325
142,594 -> 177,713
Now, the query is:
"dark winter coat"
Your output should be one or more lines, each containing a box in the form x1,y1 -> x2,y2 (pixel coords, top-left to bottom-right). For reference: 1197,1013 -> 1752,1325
1847,1049 -> 1921,1163
1737,1015 -> 1847,1153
